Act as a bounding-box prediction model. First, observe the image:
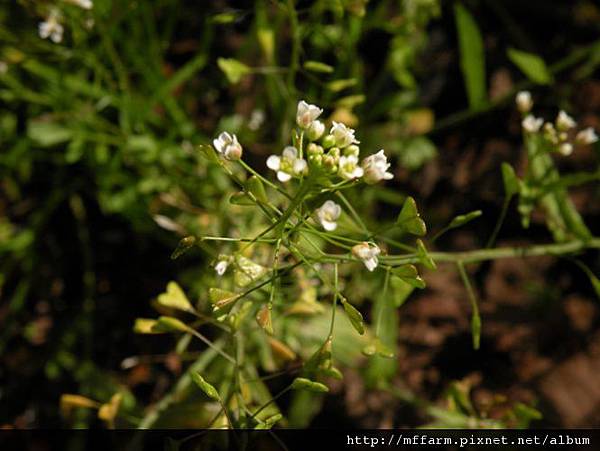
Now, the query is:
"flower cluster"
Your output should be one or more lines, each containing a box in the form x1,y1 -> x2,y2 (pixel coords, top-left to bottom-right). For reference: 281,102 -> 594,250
517,91 -> 598,155
266,100 -> 393,184
209,100 -> 394,272
39,10 -> 64,43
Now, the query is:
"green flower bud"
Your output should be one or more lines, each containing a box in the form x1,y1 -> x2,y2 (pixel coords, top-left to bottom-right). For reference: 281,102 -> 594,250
307,143 -> 324,156
344,144 -> 360,157
328,147 -> 340,159
321,134 -> 336,149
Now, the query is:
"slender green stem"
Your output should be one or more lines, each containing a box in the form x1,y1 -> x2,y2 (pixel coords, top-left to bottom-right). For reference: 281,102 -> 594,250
457,261 -> 481,350
189,330 -> 236,364
384,238 -> 600,265
486,196 -> 512,248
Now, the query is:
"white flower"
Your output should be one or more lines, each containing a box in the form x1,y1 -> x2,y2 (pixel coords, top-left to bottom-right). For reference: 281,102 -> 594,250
296,100 -> 323,129
266,146 -> 307,182
307,120 -> 325,141
215,259 -> 229,276
316,200 -> 342,231
330,121 -> 359,148
66,0 -> 93,9
556,110 -> 576,131
575,127 -> 598,145
213,131 -> 243,160
559,143 -> 573,156
522,115 -> 543,133
516,91 -> 533,114
337,155 -> 363,180
352,242 -> 381,272
39,11 -> 64,43
362,150 -> 393,184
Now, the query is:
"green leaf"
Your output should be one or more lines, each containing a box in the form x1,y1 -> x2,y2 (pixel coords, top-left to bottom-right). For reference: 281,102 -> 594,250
416,239 -> 436,270
454,3 -> 487,109
290,377 -> 329,393
217,58 -> 251,84
396,196 -> 427,236
448,210 -> 483,229
501,163 -> 520,197
303,60 -> 334,74
507,48 -> 553,85
340,297 -> 365,335
390,265 -> 426,289
157,281 -> 194,313
190,373 -> 220,400
152,316 -> 193,334
171,236 -> 196,260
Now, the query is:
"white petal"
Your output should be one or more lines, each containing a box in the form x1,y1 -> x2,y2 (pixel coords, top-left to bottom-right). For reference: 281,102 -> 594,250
266,155 -> 280,170
364,257 -> 378,272
322,220 -> 337,231
282,146 -> 298,159
293,158 -> 307,174
277,171 -> 292,182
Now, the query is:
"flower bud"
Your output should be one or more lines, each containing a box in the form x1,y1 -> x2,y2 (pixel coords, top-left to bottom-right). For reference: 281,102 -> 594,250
556,110 -> 576,131
307,143 -> 324,156
515,91 -> 533,114
323,155 -> 337,173
321,134 -> 336,149
307,120 -> 325,141
344,144 -> 360,157
328,147 -> 340,159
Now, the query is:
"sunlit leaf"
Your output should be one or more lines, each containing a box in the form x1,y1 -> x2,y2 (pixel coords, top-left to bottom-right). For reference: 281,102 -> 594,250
507,48 -> 553,85
157,281 -> 195,313
133,318 -> 160,334
152,316 -> 193,334
217,58 -> 251,84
